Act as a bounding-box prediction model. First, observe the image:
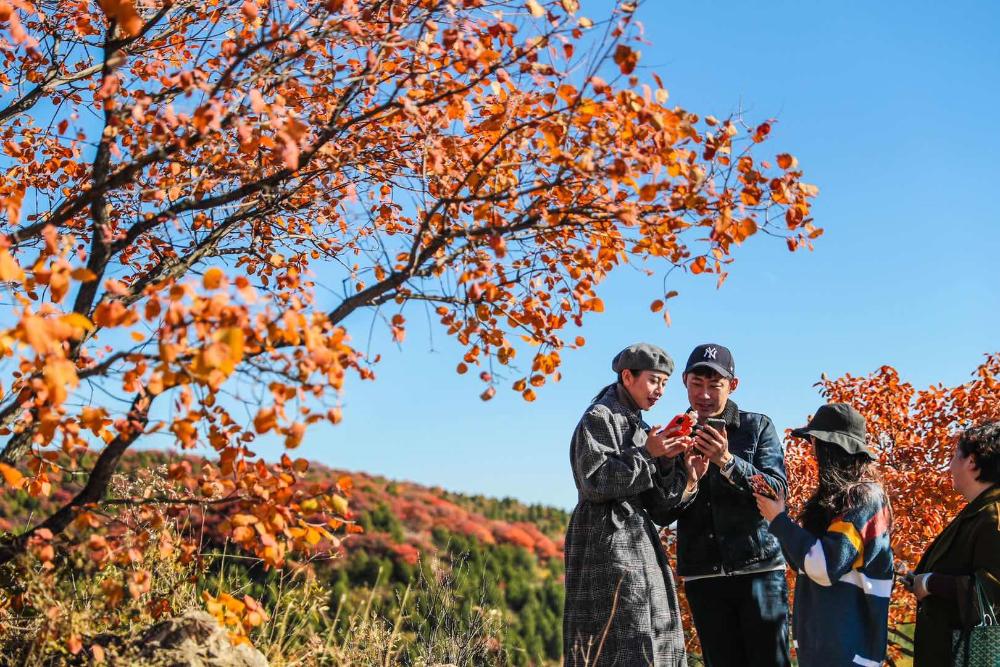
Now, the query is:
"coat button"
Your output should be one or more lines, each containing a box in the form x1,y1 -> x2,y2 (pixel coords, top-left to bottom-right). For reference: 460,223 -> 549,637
712,565 -> 718,571
708,533 -> 714,538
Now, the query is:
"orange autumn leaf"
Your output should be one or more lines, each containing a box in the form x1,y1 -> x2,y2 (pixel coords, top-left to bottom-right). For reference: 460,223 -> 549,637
613,44 -> 640,74
0,463 -> 24,488
0,251 -> 24,282
740,186 -> 762,206
20,315 -> 54,353
232,525 -> 255,542
96,0 -> 143,37
43,358 -> 79,405
93,300 -> 135,328
215,327 -> 245,364
60,313 -> 95,331
202,267 -> 225,290
777,153 -> 798,170
240,1 -> 258,21
284,422 -> 306,449
254,407 -> 278,434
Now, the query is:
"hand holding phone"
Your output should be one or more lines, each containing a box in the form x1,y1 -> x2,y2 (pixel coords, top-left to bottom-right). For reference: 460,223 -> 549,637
749,474 -> 777,500
752,479 -> 786,522
693,417 -> 729,466
646,427 -> 694,459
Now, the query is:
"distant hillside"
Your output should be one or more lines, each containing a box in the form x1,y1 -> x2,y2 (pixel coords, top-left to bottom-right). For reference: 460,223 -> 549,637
0,450 -> 569,557
0,450 -> 569,665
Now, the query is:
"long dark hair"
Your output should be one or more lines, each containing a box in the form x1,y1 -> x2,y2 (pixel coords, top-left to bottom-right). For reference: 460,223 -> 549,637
799,440 -> 890,538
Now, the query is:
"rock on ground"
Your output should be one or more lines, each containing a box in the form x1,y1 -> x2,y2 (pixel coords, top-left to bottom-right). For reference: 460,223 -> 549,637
102,611 -> 270,667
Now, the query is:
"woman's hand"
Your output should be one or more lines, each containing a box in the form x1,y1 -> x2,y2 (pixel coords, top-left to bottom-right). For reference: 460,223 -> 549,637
900,570 -> 933,600
664,435 -> 694,459
754,489 -> 786,523
646,429 -> 692,459
685,449 -> 709,492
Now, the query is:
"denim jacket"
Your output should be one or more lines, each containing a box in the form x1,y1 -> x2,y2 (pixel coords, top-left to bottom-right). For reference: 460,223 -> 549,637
659,400 -> 788,577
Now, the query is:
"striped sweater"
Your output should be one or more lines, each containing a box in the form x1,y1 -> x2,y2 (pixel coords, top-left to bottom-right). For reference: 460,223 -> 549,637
768,485 -> 893,667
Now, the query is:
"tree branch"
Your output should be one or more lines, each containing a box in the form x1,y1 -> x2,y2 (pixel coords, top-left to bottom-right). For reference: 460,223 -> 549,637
0,391 -> 152,565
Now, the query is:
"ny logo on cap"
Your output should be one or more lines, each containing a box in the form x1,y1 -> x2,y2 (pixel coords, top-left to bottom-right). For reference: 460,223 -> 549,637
704,347 -> 718,360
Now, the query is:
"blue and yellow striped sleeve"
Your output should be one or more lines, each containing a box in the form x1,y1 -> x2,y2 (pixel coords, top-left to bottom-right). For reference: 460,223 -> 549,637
769,489 -> 891,590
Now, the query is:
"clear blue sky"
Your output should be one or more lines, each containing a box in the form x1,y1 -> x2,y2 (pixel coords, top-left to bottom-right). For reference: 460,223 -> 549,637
255,0 -> 1000,510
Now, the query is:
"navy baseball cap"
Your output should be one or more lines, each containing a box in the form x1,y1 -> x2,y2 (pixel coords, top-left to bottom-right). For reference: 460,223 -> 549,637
684,343 -> 735,379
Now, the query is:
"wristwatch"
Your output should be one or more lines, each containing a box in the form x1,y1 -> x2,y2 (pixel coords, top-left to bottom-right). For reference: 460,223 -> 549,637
720,456 -> 737,475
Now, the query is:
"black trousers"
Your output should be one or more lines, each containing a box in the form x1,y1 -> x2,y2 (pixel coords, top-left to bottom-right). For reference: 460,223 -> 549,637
684,569 -> 791,667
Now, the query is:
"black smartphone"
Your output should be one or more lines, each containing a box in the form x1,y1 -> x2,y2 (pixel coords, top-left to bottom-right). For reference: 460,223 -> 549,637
705,417 -> 726,433
695,417 -> 727,435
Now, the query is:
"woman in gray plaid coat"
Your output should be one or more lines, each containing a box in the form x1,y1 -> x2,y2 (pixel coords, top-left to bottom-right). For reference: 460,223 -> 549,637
563,344 -> 705,667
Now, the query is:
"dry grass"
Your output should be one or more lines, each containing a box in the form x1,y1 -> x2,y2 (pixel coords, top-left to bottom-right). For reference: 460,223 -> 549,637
0,513 -> 509,666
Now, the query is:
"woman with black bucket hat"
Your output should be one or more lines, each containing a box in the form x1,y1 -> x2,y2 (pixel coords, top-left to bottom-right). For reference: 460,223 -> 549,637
754,403 -> 894,667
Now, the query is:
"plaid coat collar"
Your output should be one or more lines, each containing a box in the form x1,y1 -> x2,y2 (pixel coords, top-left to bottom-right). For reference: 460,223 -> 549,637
613,383 -> 643,422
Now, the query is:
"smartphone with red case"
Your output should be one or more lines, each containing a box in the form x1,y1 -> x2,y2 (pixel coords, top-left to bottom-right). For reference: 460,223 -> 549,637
749,474 -> 777,500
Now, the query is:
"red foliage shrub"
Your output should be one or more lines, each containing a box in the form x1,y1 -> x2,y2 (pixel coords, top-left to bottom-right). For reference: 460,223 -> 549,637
493,524 -> 535,551
456,518 -> 496,545
393,543 -> 420,566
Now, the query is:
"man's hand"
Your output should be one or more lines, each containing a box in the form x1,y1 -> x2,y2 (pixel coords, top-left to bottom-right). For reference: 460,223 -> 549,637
693,424 -> 731,468
646,428 -> 692,459
684,449 -> 709,492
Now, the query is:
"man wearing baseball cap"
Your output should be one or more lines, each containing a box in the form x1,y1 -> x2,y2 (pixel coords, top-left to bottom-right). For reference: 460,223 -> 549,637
563,343 -> 708,666
657,343 -> 792,667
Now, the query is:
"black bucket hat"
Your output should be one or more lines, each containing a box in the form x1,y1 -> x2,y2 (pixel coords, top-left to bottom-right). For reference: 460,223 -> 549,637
791,403 -> 875,459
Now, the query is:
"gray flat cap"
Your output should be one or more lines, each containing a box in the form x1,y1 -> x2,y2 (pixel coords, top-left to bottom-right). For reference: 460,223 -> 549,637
612,343 -> 675,376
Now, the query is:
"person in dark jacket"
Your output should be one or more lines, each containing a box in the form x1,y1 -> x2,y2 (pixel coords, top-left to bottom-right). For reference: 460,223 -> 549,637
658,343 -> 791,667
901,421 -> 1000,667
563,343 -> 708,667
756,404 -> 894,667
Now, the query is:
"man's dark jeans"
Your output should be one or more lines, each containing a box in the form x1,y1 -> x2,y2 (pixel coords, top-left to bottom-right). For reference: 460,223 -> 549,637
684,569 -> 791,667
